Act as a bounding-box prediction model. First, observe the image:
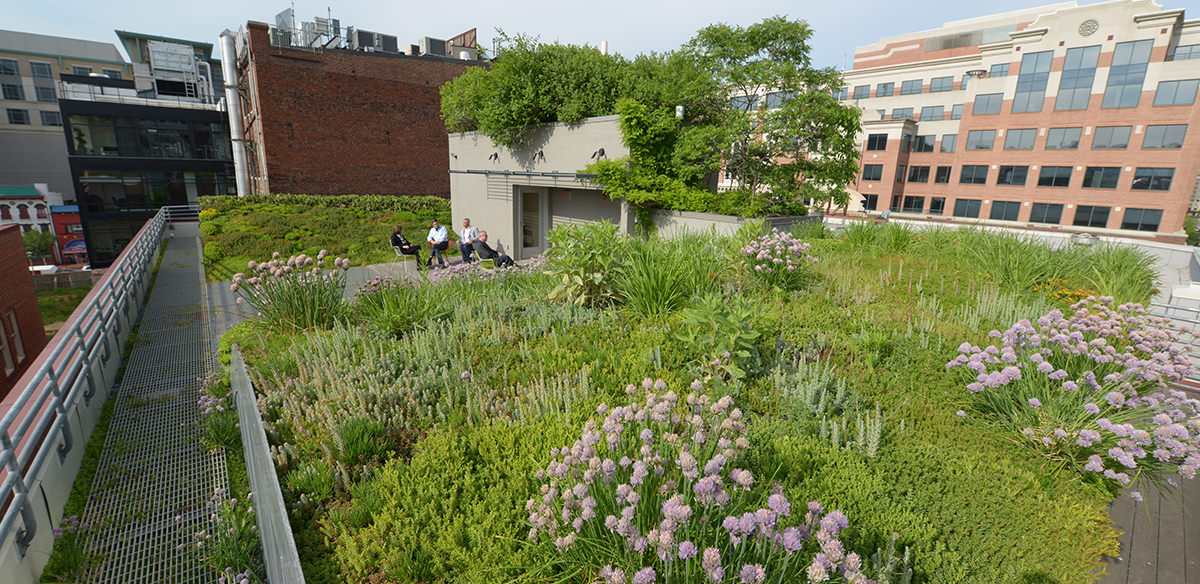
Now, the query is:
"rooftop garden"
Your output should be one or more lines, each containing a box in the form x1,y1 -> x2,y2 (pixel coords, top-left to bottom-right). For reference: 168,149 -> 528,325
203,201 -> 1199,583
440,18 -> 861,221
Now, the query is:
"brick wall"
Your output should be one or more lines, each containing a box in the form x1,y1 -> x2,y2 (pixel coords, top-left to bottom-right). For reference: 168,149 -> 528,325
242,22 -> 483,197
0,224 -> 48,400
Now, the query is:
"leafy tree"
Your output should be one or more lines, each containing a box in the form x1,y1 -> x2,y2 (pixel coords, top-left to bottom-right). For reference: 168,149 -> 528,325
683,16 -> 861,211
24,229 -> 57,262
1186,216 -> 1200,247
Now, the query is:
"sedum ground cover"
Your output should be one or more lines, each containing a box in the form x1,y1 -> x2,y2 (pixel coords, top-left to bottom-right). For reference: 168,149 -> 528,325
209,214 -> 1191,584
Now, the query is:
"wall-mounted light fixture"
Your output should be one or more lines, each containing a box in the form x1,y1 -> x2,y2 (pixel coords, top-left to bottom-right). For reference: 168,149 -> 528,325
535,150 -> 546,163
965,69 -> 988,79
591,147 -> 606,160
488,152 -> 499,161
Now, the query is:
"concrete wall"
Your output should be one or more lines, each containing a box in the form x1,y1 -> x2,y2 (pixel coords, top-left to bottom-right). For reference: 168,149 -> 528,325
0,133 -> 73,197
449,115 -> 632,259
652,209 -> 819,239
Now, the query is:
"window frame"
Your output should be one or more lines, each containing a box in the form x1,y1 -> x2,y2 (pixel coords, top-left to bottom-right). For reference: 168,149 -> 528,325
1142,124 -> 1187,149
0,58 -> 18,76
875,82 -> 893,97
960,165 -> 989,185
865,133 -> 888,151
900,79 -> 923,95
6,108 -> 30,125
919,105 -> 943,121
1102,40 -> 1153,109
29,61 -> 53,79
1029,203 -> 1064,225
929,197 -> 946,215
1073,205 -> 1111,228
973,92 -> 1004,115
1120,208 -> 1163,232
1003,128 -> 1037,150
1153,79 -> 1199,106
1131,167 -> 1174,191
996,165 -> 1029,186
934,166 -> 951,184
965,130 -> 996,150
39,110 -> 62,126
940,134 -> 957,153
1037,166 -> 1072,188
4,312 -> 23,364
861,164 -> 883,182
1013,50 -> 1054,113
1045,127 -> 1082,150
952,198 -> 982,218
1092,126 -> 1131,150
907,166 -> 930,183
1,82 -> 23,101
929,76 -> 954,93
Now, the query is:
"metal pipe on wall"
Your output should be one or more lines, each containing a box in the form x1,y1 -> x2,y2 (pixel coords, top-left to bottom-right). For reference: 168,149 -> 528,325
218,30 -> 251,197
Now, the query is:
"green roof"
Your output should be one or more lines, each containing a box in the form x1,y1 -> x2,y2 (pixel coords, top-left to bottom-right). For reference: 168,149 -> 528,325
0,185 -> 43,199
115,30 -> 214,61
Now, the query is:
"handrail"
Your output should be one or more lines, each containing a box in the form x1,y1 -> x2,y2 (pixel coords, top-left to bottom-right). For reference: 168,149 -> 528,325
0,204 -> 196,557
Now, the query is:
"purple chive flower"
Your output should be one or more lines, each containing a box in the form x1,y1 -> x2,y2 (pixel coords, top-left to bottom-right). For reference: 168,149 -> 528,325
956,410 -> 967,418
703,548 -> 723,582
633,567 -> 656,584
739,564 -> 766,584
1131,491 -> 1143,502
767,493 -> 790,517
678,541 -> 698,559
1028,398 -> 1042,408
1084,403 -> 1100,415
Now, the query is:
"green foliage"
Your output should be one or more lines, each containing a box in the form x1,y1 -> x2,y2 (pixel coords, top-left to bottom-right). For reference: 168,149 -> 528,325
36,284 -> 93,328
197,495 -> 263,578
286,459 -> 335,504
674,293 -> 767,380
1186,215 -> 1200,246
355,277 -> 452,338
23,229 -> 56,258
544,221 -> 623,307
614,234 -> 724,317
336,418 -> 391,466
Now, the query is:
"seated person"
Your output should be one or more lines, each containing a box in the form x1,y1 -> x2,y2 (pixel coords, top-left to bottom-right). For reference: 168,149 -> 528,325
472,230 -> 515,268
458,217 -> 478,263
390,225 -> 421,265
426,219 -> 449,268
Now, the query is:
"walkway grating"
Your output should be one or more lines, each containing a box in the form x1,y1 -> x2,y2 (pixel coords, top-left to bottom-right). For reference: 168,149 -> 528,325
77,224 -> 226,584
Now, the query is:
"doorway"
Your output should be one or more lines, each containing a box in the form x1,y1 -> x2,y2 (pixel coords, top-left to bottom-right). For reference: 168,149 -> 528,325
518,188 -> 547,258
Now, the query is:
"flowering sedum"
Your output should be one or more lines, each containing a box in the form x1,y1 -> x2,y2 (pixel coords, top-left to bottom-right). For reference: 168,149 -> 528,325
947,296 -> 1200,494
739,229 -> 817,290
528,379 -> 877,583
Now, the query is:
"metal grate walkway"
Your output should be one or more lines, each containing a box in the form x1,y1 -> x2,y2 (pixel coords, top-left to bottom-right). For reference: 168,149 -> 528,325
78,224 -> 226,583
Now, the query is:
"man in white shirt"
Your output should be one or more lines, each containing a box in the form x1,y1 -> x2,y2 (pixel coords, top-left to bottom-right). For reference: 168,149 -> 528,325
426,219 -> 449,268
458,218 -> 479,263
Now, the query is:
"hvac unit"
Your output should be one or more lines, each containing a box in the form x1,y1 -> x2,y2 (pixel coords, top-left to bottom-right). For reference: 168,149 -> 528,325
420,37 -> 448,57
380,34 -> 398,53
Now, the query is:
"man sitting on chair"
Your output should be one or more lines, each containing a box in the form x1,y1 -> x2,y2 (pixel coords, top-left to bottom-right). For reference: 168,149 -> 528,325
472,230 -> 515,268
391,225 -> 421,265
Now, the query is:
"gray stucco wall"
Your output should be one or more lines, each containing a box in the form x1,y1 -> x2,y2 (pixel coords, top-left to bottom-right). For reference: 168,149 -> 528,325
448,115 -> 632,259
0,132 -> 72,196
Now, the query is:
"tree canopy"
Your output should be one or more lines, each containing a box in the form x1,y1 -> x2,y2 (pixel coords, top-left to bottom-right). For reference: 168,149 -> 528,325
440,17 -> 862,216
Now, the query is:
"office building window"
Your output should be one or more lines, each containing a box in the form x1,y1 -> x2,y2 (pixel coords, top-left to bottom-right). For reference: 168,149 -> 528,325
1,83 -> 23,101
862,194 -> 878,211
1029,203 -> 1064,225
1092,126 -> 1131,149
961,74 -> 971,90
72,65 -> 92,76
908,166 -> 930,183
902,196 -> 926,213
900,79 -> 923,95
953,199 -> 982,218
965,130 -> 995,150
4,312 -> 23,365
862,164 -> 883,181
0,318 -> 13,375
990,201 -> 1021,221
0,59 -> 17,76
996,166 -> 1029,186
889,195 -> 902,212
901,134 -> 912,152
930,76 -> 954,92
913,135 -> 935,152
892,107 -> 913,120
1013,50 -> 1053,113
1153,79 -> 1199,106
973,92 -> 1004,115
730,95 -> 759,111
852,85 -> 870,99
40,111 -> 61,126
1131,168 -> 1174,191
35,86 -> 55,103
989,63 -> 1010,77
1103,40 -> 1153,108
929,197 -> 946,215
866,133 -> 888,151
6,109 -> 29,125
934,166 -> 951,184
765,92 -> 793,109
1045,127 -> 1082,150
1121,208 -> 1162,232
1172,45 -> 1200,61
1073,205 -> 1110,228
960,165 -> 988,184
920,105 -> 943,121
30,62 -> 52,79
1142,124 -> 1187,149
940,134 -> 957,153
876,82 -> 893,97
1004,128 -> 1037,150
896,165 -> 906,183
1038,166 -> 1072,187
1082,166 -> 1120,189
1055,45 -> 1101,111
950,104 -> 963,120
832,87 -> 848,100
102,68 -> 123,80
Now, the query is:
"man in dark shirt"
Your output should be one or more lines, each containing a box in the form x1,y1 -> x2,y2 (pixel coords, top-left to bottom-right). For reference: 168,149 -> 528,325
472,230 -> 514,268
390,225 -> 421,266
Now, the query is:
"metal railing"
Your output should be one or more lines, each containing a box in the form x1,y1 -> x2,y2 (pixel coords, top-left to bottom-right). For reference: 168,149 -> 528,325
1149,300 -> 1200,386
0,205 -> 196,560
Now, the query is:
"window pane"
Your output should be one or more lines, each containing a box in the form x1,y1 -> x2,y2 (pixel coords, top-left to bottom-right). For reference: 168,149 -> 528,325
35,86 -> 56,103
30,62 -> 52,78
989,63 -> 1010,77
1142,124 -> 1187,149
950,104 -> 963,120
1121,208 -> 1162,231
1055,46 -> 1100,111
862,164 -> 883,181
1029,203 -> 1064,224
853,85 -> 870,99
0,59 -> 17,76
892,108 -> 913,120
901,79 -> 923,95
1073,205 -> 1110,228
1013,50 -> 1054,113
1153,79 -> 1199,106
6,109 -> 29,125
72,65 -> 92,76
908,166 -> 930,183
1082,167 -> 1120,188
960,165 -> 988,184
934,166 -> 951,183
965,130 -> 995,150
1038,166 -> 1072,187
973,93 -> 1003,115
914,135 -> 935,152
1003,129 -> 1037,150
39,111 -> 61,126
1046,127 -> 1082,149
920,105 -> 943,121
953,199 -> 981,218
876,82 -> 893,97
866,134 -> 888,151
1131,168 -> 1174,191
1102,40 -> 1153,108
997,166 -> 1028,185
989,201 -> 1021,221
940,134 -> 957,153
1092,126 -> 1131,149
1,83 -> 23,101
930,76 -> 953,92
929,197 -> 946,215
902,196 -> 925,212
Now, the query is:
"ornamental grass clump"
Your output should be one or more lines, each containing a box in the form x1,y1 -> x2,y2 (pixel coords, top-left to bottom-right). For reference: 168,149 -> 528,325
231,250 -> 350,332
947,296 -> 1200,496
527,378 -> 885,583
740,228 -> 817,291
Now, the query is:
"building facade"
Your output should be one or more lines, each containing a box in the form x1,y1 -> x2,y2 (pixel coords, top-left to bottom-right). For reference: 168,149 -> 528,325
0,30 -> 131,196
842,0 -> 1200,242
57,33 -> 235,267
0,185 -> 60,235
229,21 -> 484,197
0,224 -> 47,400
50,205 -> 83,264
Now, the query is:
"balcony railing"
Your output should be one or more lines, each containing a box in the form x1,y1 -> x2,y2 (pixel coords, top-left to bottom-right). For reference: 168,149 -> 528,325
0,205 -> 195,564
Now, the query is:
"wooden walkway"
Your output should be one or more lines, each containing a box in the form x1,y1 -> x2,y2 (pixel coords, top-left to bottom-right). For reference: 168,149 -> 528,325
1100,470 -> 1200,583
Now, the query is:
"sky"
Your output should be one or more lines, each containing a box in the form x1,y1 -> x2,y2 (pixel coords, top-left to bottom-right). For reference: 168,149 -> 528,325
3,0 -> 1195,69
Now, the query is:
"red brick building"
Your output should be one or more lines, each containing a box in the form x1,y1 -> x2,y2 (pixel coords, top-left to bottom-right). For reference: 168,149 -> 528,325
50,205 -> 84,265
0,224 -> 48,399
231,21 -> 484,197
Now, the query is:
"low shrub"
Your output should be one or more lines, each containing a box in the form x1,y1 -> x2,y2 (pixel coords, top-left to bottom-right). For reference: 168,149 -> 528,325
948,296 -> 1199,497
674,293 -> 768,381
545,221 -> 625,307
